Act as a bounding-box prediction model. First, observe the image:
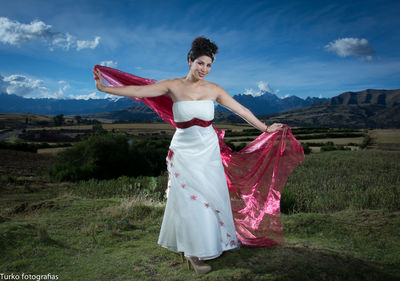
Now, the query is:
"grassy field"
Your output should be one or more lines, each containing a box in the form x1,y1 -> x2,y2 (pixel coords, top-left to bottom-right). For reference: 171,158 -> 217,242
2,121 -> 379,154
0,128 -> 399,280
369,129 -> 400,150
24,122 -> 253,132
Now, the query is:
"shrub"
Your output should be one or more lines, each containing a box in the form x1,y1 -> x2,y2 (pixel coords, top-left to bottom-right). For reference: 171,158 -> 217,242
46,133 -> 170,182
320,142 -> 351,152
301,143 -> 312,154
359,135 -> 372,149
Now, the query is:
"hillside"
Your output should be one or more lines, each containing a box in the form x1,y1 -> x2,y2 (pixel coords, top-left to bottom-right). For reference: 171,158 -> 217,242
260,89 -> 400,128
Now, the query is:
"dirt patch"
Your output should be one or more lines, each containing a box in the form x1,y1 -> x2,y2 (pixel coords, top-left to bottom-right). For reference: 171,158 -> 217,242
12,200 -> 56,214
0,149 -> 57,176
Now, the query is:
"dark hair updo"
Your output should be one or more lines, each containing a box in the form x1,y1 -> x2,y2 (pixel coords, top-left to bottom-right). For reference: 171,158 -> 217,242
187,37 -> 218,62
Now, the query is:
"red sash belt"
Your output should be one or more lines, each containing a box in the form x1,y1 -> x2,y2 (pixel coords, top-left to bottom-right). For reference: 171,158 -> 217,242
175,118 -> 213,129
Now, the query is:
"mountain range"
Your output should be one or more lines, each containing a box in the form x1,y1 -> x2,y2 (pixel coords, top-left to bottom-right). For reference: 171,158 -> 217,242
80,91 -> 326,121
259,89 -> 400,129
216,91 -> 325,115
0,91 -> 325,116
0,93 -> 135,115
1,89 -> 399,128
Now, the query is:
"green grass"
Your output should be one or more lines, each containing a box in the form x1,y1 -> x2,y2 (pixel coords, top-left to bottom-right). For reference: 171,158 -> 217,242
282,149 -> 400,213
0,194 -> 398,280
0,148 -> 399,280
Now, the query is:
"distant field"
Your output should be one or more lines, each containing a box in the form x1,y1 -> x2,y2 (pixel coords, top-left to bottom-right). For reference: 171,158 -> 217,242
369,129 -> 400,150
300,137 -> 364,145
22,123 -> 258,140
36,147 -> 71,155
2,115 -> 400,154
29,122 -> 254,131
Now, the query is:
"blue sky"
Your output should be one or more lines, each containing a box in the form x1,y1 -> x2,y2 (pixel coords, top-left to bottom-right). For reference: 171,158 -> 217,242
0,0 -> 399,100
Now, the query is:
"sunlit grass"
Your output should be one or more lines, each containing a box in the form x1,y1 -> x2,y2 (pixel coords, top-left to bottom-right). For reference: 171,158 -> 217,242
0,147 -> 399,280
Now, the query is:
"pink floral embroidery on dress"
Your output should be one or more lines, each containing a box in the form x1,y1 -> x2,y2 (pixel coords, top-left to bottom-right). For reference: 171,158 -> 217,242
181,184 -> 186,188
216,210 -> 220,213
219,221 -> 224,226
226,233 -> 231,238
190,195 -> 197,200
204,203 -> 210,208
174,172 -> 179,178
230,240 -> 236,246
167,149 -> 174,160
170,162 -> 173,167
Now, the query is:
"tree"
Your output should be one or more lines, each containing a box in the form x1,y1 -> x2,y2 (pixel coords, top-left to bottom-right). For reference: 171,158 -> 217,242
54,114 -> 64,126
75,115 -> 82,125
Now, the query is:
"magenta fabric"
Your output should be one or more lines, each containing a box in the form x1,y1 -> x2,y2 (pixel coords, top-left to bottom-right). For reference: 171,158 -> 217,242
93,65 -> 305,246
175,118 -> 214,129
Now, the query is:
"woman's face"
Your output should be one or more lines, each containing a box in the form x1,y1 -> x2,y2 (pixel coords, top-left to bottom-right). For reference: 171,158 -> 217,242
189,55 -> 213,80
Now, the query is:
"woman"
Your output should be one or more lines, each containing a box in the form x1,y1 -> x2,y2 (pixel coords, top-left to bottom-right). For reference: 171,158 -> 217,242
94,37 -> 287,274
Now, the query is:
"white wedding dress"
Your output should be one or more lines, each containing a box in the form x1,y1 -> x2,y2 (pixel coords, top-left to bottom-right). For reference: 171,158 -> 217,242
157,100 -> 240,260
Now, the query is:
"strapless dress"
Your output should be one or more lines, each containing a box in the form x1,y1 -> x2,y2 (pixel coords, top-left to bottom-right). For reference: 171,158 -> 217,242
157,100 -> 239,260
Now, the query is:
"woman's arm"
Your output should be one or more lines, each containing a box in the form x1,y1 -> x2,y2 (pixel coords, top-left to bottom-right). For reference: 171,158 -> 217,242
216,86 -> 283,133
94,69 -> 170,98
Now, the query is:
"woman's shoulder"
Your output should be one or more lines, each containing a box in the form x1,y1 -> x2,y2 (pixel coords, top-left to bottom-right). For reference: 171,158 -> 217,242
205,80 -> 222,89
204,80 -> 226,95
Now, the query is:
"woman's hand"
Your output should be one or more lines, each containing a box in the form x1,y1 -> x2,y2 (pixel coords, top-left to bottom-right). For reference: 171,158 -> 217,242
266,123 -> 284,133
94,69 -> 105,92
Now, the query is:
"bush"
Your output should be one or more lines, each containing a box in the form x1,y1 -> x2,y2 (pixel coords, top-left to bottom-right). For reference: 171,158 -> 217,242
46,133 -> 170,182
301,143 -> 312,154
320,142 -> 351,152
320,143 -> 336,152
359,135 -> 372,149
130,138 -> 171,175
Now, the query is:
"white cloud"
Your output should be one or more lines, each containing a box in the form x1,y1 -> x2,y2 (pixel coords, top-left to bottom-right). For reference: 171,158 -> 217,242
0,17 -> 52,45
257,81 -> 275,93
282,94 -> 291,99
54,80 -> 71,98
51,32 -> 75,50
2,74 -> 48,97
77,36 -> 101,50
0,17 -> 101,51
70,92 -> 105,100
319,94 -> 323,98
324,37 -> 375,59
243,81 -> 277,97
0,74 -> 9,93
100,60 -> 118,68
243,88 -> 261,97
1,73 -> 112,99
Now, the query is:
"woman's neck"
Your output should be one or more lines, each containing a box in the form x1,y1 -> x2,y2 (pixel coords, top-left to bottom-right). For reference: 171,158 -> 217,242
184,72 -> 201,84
